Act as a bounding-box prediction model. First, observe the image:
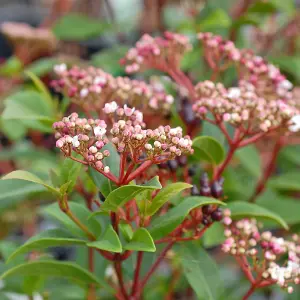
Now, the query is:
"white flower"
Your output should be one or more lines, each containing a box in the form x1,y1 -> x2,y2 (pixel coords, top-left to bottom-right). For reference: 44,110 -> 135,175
103,101 -> 118,114
94,126 -> 106,137
165,95 -> 174,104
94,76 -> 107,85
289,115 -> 300,132
279,79 -> 293,90
269,265 -> 286,286
54,63 -> 67,74
80,88 -> 89,98
227,87 -> 241,99
104,166 -> 110,173
72,136 -> 80,148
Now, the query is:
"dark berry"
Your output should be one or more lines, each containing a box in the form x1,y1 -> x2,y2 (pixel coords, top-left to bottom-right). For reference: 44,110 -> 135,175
177,155 -> 187,167
202,205 -> 213,215
200,172 -> 210,187
157,162 -> 168,169
167,160 -> 178,172
191,184 -> 200,196
211,208 -> 223,221
99,192 -> 106,202
181,98 -> 196,124
200,185 -> 211,196
211,181 -> 223,198
202,217 -> 210,225
188,166 -> 196,177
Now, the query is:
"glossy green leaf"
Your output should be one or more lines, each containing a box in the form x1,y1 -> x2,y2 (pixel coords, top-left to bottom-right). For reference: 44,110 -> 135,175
198,8 -> 231,31
2,91 -> 55,124
119,223 -> 133,242
98,176 -> 162,212
59,158 -> 82,193
149,197 -> 225,240
1,170 -> 59,196
89,143 -> 119,197
87,225 -> 122,253
228,201 -> 288,229
123,228 -> 156,252
235,145 -> 261,178
24,57 -> 58,77
146,182 -> 192,216
91,46 -> 130,76
0,56 -> 23,76
41,202 -> 101,239
7,229 -> 86,263
0,261 -> 101,286
181,242 -> 222,300
52,14 -> 111,41
268,172 -> 300,191
248,1 -> 277,14
192,136 -> 225,165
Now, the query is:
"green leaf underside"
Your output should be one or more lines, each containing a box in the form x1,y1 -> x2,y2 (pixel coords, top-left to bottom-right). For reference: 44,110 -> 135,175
1,170 -> 59,196
227,201 -> 288,230
181,242 -> 222,300
87,226 -> 122,253
95,176 -> 162,213
146,182 -> 192,216
149,197 -> 225,240
192,136 -> 225,165
0,261 -> 101,286
41,202 -> 102,239
7,229 -> 86,263
124,228 -> 156,252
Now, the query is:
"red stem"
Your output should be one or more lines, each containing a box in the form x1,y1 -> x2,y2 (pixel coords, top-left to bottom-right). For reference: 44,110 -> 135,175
115,260 -> 129,300
135,242 -> 175,297
131,252 -> 144,296
123,160 -> 153,184
249,135 -> 286,202
242,283 -> 257,300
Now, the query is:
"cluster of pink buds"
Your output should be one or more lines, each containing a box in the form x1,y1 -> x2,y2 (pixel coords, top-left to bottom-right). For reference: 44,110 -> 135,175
198,32 -> 294,102
193,80 -> 300,133
120,32 -> 192,73
198,32 -> 241,62
222,210 -> 300,293
53,103 -> 193,173
53,112 -> 111,174
52,65 -> 174,114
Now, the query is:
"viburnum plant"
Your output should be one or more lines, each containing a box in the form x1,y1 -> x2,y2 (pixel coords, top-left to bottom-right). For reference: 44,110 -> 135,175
1,31 -> 300,300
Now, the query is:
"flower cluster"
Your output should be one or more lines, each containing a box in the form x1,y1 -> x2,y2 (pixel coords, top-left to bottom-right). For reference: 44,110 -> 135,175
52,65 -> 174,114
53,103 -> 193,173
198,32 -> 294,102
222,211 -> 300,293
193,80 -> 300,132
1,22 -> 57,56
121,32 -> 192,73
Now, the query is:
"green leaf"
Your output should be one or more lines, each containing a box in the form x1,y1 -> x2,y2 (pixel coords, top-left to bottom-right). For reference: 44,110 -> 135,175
24,57 -> 58,77
149,197 -> 225,240
41,202 -> 101,239
59,158 -> 82,193
98,176 -> 162,212
0,179 -> 45,211
248,1 -> 277,14
7,229 -> 86,263
181,242 -> 222,300
0,261 -> 101,286
87,225 -> 122,253
91,46 -> 130,76
1,170 -> 59,196
228,201 -> 288,230
192,136 -> 225,165
52,13 -> 111,41
198,8 -> 231,31
269,56 -> 300,81
268,171 -> 300,191
24,71 -> 53,106
2,91 -> 55,128
0,56 -> 23,76
88,143 -> 120,197
235,145 -> 261,178
119,222 -> 133,242
146,182 -> 192,216
123,228 -> 156,252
